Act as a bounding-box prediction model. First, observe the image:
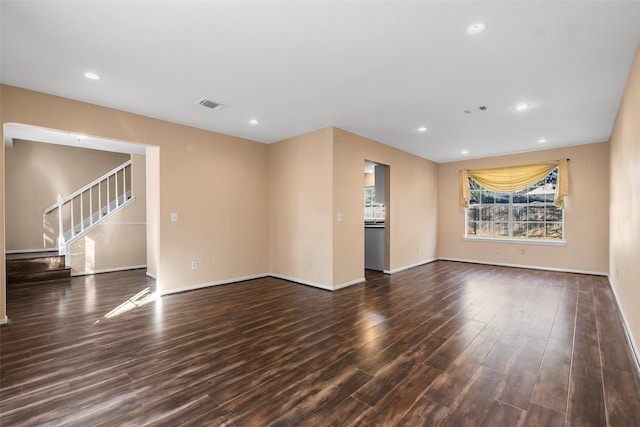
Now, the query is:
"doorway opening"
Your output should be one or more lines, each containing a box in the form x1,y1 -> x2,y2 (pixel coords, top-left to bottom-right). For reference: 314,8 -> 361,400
364,160 -> 389,273
3,123 -> 160,315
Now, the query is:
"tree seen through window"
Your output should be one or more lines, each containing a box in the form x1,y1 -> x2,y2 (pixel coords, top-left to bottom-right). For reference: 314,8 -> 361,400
466,169 -> 563,240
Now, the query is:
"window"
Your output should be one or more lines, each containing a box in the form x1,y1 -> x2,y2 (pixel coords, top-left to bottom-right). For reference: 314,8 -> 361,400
364,186 -> 385,222
466,169 -> 563,241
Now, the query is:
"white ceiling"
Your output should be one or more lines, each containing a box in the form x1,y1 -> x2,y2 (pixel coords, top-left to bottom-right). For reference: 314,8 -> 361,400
2,1 -> 639,163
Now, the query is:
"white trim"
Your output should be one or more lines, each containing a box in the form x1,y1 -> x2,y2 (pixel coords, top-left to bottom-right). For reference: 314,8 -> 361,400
0,316 -> 8,325
159,273 -> 364,295
437,257 -> 607,276
6,248 -> 58,254
464,237 -> 567,246
333,277 -> 366,290
146,272 -> 157,280
71,265 -> 147,276
269,274 -> 334,291
384,258 -> 438,275
159,273 -> 270,296
607,276 -> 640,376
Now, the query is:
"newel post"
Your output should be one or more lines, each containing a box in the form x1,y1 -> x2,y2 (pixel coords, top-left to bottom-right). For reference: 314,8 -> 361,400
57,194 -> 66,255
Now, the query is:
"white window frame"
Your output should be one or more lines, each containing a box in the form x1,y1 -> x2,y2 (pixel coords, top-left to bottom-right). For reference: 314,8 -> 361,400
464,170 -> 565,245
364,186 -> 385,222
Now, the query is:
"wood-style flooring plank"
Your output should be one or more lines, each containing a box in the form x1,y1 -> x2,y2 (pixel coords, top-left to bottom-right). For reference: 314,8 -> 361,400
395,397 -> 450,426
356,363 -> 441,426
480,400 -> 525,427
439,366 -> 505,425
522,402 -> 565,427
601,367 -> 640,427
496,335 -> 547,410
265,368 -> 372,426
567,280 -> 607,426
530,284 -> 578,415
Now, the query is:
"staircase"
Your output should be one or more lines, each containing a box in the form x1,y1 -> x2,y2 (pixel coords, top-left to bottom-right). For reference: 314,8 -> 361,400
43,160 -> 134,267
6,160 -> 135,285
6,252 -> 71,286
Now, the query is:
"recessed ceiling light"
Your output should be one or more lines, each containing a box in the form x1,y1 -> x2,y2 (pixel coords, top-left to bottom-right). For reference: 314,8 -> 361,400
418,126 -> 428,132
461,150 -> 469,155
515,102 -> 532,111
84,72 -> 101,80
467,22 -> 487,35
538,138 -> 547,143
248,119 -> 261,125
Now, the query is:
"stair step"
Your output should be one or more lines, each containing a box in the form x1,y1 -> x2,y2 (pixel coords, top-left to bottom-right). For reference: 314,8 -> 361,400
6,254 -> 66,274
7,268 -> 72,285
6,251 -> 71,286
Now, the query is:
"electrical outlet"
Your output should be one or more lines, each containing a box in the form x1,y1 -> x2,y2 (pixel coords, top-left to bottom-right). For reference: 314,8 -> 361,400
308,259 -> 312,267
171,212 -> 178,222
191,261 -> 197,270
520,248 -> 525,255
337,213 -> 342,222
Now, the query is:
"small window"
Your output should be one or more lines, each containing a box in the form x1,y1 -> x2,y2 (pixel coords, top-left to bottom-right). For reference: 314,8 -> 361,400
364,186 -> 385,222
466,169 -> 563,241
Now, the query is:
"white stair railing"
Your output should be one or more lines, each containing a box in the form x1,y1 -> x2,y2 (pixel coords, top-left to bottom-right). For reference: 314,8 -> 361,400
44,160 -> 134,265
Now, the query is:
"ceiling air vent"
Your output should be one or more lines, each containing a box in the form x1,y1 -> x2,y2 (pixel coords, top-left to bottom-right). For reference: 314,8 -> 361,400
195,98 -> 225,110
464,105 -> 488,114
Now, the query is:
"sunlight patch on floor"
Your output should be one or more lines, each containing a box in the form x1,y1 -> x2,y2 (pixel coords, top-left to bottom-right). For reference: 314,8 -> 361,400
94,287 -> 156,323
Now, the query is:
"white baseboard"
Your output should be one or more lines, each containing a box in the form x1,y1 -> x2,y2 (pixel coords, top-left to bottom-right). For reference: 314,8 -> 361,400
160,273 -> 364,295
269,274 -> 335,291
71,265 -> 147,276
0,316 -> 8,325
159,273 -> 270,296
437,257 -> 608,276
333,277 -> 366,290
146,272 -> 157,280
270,274 -> 365,291
607,277 -> 640,376
384,258 -> 438,275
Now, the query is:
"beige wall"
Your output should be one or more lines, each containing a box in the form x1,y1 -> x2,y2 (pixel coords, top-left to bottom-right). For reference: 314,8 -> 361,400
0,85 -> 270,307
69,153 -> 147,275
438,142 -> 610,274
609,43 -> 640,356
333,128 -> 439,284
5,139 -> 130,251
269,127 -> 334,287
268,126 -> 439,289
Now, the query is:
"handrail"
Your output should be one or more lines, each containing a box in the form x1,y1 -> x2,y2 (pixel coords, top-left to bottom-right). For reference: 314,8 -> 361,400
44,160 -> 132,214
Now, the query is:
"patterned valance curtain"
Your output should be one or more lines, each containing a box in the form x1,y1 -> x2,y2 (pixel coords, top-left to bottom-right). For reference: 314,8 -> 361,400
459,159 -> 569,208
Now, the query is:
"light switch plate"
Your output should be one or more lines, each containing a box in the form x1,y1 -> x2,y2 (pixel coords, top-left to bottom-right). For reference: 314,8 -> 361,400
171,212 -> 178,222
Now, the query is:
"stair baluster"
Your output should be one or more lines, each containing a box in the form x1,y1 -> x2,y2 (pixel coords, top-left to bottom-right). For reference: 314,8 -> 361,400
56,194 -> 64,255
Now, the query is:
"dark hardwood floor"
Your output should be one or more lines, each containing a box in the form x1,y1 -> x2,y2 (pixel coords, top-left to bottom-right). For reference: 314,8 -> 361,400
2,261 -> 640,426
